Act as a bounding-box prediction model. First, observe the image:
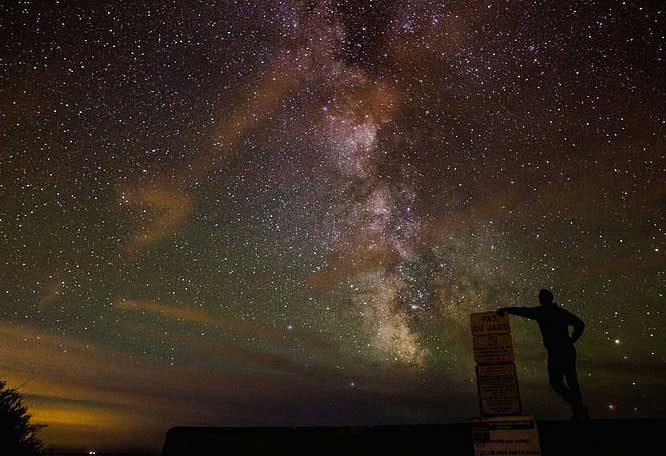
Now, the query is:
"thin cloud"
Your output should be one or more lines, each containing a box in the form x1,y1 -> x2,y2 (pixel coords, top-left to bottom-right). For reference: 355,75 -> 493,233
117,66 -> 301,257
117,183 -> 193,256
113,298 -> 332,350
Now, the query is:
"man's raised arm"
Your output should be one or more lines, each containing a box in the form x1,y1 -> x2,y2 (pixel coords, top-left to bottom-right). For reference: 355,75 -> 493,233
497,306 -> 539,320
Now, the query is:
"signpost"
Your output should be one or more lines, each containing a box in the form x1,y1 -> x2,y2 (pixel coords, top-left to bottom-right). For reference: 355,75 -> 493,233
470,311 -> 520,416
470,311 -> 541,455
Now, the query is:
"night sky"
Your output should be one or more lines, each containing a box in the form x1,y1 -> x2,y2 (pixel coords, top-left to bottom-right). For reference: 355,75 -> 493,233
1,0 -> 665,452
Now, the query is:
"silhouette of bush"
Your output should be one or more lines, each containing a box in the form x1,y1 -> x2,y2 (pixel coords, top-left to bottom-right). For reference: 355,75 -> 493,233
0,379 -> 45,455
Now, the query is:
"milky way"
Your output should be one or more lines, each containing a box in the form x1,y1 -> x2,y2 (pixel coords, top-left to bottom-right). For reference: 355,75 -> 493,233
1,1 -> 664,452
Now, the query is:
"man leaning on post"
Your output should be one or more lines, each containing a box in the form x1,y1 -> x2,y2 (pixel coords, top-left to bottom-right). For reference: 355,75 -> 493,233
498,289 -> 590,421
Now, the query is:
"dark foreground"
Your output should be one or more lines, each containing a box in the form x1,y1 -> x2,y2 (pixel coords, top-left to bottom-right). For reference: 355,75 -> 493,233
162,418 -> 663,455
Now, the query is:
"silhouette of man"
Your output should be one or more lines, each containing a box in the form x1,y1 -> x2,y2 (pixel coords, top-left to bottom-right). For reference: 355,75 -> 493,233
498,289 -> 589,420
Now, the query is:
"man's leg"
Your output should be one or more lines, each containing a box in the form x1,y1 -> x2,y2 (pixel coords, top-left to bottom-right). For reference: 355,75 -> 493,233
564,354 -> 589,420
565,370 -> 582,406
548,366 -> 575,407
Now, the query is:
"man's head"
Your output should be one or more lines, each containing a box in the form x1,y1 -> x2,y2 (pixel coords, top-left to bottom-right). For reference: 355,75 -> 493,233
539,288 -> 555,306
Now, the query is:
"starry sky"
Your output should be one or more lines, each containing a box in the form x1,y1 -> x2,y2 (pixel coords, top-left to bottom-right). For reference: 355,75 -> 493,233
1,0 -> 665,452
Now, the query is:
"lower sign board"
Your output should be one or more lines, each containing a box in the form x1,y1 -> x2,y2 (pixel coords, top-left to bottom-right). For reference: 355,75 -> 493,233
472,415 -> 541,456
476,363 -> 521,416
473,333 -> 514,364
